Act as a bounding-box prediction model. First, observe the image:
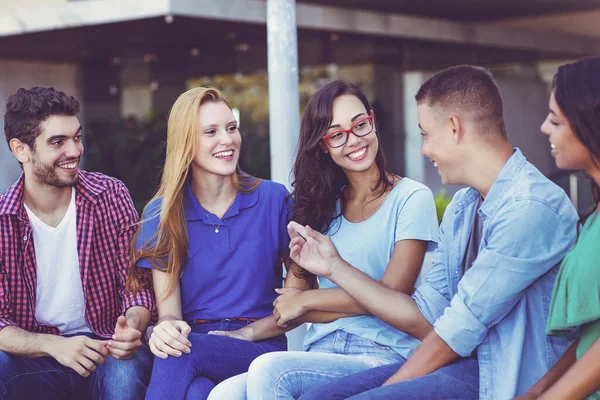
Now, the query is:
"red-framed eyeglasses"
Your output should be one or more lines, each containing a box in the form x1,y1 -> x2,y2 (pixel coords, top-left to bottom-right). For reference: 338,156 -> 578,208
322,115 -> 374,148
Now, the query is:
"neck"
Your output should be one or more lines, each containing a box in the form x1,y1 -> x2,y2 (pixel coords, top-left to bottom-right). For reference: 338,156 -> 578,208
190,170 -> 237,211
22,175 -> 73,215
586,165 -> 600,207
461,141 -> 514,198
344,163 -> 384,202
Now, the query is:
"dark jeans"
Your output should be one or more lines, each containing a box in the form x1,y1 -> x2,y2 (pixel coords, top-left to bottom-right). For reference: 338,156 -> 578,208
0,333 -> 153,400
145,319 -> 287,400
298,355 -> 479,400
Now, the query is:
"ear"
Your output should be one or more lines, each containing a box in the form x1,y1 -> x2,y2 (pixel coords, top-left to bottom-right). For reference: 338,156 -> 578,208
449,115 -> 462,144
9,138 -> 31,164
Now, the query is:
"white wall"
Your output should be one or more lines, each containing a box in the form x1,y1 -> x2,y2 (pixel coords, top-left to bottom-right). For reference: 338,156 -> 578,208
0,59 -> 81,192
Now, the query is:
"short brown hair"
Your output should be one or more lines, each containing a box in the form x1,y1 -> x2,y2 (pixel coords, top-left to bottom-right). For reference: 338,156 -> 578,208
4,86 -> 80,149
416,65 -> 506,138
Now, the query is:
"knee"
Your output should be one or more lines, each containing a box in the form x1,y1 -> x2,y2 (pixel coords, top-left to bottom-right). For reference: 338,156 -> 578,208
207,373 -> 247,400
98,351 -> 153,400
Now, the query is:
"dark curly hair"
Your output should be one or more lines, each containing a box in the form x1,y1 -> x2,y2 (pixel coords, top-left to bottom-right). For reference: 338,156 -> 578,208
4,86 -> 81,150
289,80 -> 393,283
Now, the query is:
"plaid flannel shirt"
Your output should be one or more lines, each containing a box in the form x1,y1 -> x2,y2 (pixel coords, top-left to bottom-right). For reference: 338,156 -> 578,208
0,171 -> 154,338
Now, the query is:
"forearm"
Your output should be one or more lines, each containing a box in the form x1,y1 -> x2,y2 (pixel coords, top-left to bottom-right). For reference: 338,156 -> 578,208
302,288 -> 367,315
384,330 -> 459,385
237,315 -> 297,341
523,339 -> 578,397
328,259 -> 431,338
299,310 -> 355,324
125,306 -> 152,334
540,338 -> 600,399
0,326 -> 62,358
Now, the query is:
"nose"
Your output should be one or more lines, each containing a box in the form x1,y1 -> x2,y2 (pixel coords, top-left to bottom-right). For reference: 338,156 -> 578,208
65,139 -> 83,159
346,130 -> 362,147
540,116 -> 551,137
219,129 -> 234,145
420,142 -> 427,156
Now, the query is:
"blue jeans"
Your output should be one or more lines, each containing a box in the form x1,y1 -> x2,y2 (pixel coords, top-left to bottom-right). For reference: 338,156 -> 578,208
298,355 -> 479,400
0,334 -> 152,400
145,319 -> 287,400
212,330 -> 406,400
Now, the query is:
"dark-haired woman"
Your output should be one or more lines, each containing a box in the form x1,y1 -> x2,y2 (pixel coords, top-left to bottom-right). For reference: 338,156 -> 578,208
211,80 -> 439,399
515,57 -> 600,400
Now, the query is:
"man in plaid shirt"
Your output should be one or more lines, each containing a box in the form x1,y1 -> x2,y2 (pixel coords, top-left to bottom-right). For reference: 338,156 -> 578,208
0,87 -> 155,399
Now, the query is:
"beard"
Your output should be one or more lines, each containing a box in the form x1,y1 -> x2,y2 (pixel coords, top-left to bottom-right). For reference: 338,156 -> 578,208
31,153 -> 79,188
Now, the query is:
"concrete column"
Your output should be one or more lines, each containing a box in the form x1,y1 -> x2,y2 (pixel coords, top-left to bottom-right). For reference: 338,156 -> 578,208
267,0 -> 300,188
267,0 -> 304,350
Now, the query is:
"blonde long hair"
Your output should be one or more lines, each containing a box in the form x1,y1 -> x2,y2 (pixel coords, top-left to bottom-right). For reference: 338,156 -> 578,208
127,87 -> 261,299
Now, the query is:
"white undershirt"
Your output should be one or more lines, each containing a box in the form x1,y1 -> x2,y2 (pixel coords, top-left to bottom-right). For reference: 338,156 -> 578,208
24,188 -> 91,334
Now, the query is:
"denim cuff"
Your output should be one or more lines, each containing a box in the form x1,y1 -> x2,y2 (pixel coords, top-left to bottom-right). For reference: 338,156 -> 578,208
413,283 -> 450,326
434,295 -> 487,357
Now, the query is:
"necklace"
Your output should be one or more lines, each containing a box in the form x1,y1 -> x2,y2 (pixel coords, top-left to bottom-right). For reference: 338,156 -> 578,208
203,192 -> 237,234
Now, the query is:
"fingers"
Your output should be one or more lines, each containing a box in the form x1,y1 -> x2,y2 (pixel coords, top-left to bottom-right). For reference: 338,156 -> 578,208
207,330 -> 230,337
107,346 -> 135,360
107,339 -> 140,352
149,339 -> 169,359
287,221 -> 303,239
161,322 -> 192,349
151,328 -> 191,357
84,338 -> 111,359
116,315 -> 128,328
112,329 -> 142,342
82,346 -> 107,366
173,321 -> 192,338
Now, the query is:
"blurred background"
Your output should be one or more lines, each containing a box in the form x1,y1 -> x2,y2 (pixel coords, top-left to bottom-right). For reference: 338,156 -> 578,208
1,0 -> 599,214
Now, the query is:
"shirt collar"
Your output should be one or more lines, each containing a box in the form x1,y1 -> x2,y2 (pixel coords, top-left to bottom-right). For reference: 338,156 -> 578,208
184,180 -> 260,223
0,170 -> 105,218
453,148 -> 526,218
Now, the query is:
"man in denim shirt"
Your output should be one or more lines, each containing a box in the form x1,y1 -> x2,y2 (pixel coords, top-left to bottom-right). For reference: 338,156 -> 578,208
288,65 -> 579,399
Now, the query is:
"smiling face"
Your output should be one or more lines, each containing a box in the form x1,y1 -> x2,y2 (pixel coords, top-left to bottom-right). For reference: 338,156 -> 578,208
191,101 -> 241,180
541,91 -> 593,171
23,115 -> 83,188
418,103 -> 462,185
323,94 -> 378,173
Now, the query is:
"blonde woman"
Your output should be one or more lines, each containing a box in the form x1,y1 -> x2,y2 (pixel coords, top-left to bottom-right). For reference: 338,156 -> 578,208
127,87 -> 310,399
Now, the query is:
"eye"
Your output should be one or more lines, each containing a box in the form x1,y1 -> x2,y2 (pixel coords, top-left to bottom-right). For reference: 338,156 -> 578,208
51,140 -> 63,146
204,129 -> 217,135
74,134 -> 83,142
227,125 -> 238,133
329,131 -> 344,140
550,120 -> 559,126
355,121 -> 367,129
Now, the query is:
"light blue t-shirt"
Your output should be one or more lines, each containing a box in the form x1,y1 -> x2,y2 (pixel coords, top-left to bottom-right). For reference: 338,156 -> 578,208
303,178 -> 439,359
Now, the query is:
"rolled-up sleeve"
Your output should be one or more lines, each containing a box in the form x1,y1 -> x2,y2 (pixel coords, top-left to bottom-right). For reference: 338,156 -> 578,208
434,200 -> 577,357
0,253 -> 15,330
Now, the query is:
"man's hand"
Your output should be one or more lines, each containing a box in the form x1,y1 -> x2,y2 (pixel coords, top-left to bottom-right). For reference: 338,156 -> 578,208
272,287 -> 307,327
107,315 -> 142,360
148,320 -> 192,359
288,222 -> 342,279
47,336 -> 110,377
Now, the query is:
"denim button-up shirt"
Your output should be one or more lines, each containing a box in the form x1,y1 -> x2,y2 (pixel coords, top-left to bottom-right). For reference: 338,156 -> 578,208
414,149 -> 578,400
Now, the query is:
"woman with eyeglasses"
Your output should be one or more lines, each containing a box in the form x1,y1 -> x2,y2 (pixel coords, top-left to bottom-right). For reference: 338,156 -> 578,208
514,57 -> 600,400
209,80 -> 438,399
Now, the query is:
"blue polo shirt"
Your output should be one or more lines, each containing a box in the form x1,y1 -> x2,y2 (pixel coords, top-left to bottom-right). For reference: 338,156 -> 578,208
136,179 -> 291,322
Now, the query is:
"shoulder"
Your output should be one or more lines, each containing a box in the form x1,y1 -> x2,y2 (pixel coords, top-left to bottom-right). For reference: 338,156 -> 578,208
256,179 -> 289,196
390,178 -> 435,205
141,197 -> 163,220
78,170 -> 130,199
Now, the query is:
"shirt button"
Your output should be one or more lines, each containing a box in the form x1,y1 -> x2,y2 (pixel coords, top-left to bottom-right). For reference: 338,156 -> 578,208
23,236 -> 27,241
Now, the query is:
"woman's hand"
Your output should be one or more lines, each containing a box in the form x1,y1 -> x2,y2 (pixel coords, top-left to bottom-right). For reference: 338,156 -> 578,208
148,320 -> 192,359
207,329 -> 254,341
288,222 -> 343,279
273,287 -> 308,327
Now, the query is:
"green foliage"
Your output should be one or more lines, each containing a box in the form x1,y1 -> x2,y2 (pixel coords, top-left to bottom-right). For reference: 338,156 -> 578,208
84,112 -> 167,212
434,189 -> 452,224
